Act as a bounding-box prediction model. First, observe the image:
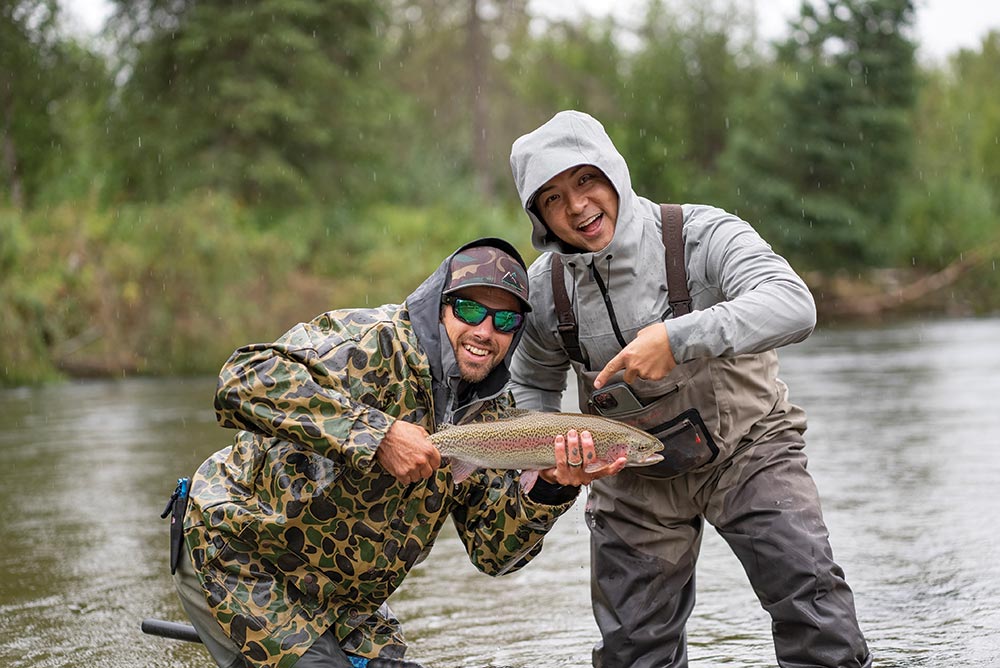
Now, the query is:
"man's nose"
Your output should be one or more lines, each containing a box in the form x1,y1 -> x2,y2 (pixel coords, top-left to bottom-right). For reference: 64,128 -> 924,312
566,189 -> 586,214
471,317 -> 495,337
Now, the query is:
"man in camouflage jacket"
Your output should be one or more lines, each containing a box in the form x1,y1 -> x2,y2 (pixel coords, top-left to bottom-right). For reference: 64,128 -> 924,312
173,238 -> 622,668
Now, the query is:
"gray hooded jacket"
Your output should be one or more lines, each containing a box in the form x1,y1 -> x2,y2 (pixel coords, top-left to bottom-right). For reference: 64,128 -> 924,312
507,110 -> 816,417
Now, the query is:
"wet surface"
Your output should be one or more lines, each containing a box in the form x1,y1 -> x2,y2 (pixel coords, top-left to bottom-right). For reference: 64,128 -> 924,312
2,317 -> 998,667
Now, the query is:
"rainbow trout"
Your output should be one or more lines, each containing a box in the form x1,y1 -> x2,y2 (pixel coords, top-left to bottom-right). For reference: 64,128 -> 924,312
429,409 -> 663,492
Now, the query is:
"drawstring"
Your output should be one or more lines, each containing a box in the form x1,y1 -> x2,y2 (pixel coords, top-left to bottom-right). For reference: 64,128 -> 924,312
589,258 -> 629,350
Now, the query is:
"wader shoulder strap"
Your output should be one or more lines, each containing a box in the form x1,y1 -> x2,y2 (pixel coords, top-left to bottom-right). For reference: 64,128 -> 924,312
661,203 -> 691,317
549,203 -> 689,364
550,254 -> 588,365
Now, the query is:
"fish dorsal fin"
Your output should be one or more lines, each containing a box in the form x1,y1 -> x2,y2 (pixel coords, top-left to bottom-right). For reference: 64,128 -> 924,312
436,407 -> 533,433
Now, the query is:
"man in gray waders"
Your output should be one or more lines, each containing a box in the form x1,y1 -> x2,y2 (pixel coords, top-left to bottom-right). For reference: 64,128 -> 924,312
507,110 -> 871,668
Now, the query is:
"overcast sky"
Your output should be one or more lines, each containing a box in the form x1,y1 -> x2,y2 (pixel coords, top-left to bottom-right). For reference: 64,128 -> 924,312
65,0 -> 1000,63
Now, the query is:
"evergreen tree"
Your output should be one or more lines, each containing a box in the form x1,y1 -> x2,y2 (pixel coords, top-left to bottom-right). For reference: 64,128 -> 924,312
615,0 -> 764,202
721,0 -> 917,270
381,0 -> 534,203
1,0 -> 60,207
108,0 -> 393,206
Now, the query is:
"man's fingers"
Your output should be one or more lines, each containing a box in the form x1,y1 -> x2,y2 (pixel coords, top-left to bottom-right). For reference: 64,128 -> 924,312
427,448 -> 442,469
594,354 -> 626,390
553,435 -> 568,468
565,429 -> 583,466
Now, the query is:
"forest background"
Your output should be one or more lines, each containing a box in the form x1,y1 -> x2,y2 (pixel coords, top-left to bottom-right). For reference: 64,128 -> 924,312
2,0 -> 999,385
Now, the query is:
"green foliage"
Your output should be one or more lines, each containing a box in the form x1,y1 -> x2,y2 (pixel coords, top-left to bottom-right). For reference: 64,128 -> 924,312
4,0 -> 1000,384
0,209 -> 58,383
507,16 -> 623,124
0,196 -> 532,385
0,195 -> 308,381
897,30 -> 1000,268
889,174 -> 996,267
915,31 -> 1000,209
108,0 -> 394,206
612,0 -> 765,203
0,1 -> 107,207
721,0 -> 918,270
327,199 -> 533,307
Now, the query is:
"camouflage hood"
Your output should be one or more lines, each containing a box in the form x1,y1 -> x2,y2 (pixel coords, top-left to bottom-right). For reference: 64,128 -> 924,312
405,237 -> 531,425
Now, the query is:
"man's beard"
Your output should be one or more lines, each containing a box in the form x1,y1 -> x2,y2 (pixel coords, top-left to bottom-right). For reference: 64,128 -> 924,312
456,336 -> 499,383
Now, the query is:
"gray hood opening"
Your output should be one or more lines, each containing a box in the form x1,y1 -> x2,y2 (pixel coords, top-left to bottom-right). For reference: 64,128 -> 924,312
404,237 -> 530,424
509,110 -> 639,259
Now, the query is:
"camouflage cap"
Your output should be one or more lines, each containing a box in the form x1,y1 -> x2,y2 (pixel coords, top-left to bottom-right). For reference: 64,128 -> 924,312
443,245 -> 531,311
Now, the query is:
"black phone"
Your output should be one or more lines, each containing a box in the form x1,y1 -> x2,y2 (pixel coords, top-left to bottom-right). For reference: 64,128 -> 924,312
589,381 -> 644,416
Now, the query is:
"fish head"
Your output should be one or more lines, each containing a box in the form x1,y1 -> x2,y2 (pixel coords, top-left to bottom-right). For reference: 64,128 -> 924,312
626,434 -> 664,467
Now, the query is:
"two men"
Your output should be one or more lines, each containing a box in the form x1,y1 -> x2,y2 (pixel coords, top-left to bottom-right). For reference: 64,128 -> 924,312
508,110 -> 871,667
173,238 -> 623,668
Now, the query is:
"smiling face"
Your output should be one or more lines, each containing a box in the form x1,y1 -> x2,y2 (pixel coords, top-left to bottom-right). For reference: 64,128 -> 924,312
533,164 -> 620,253
441,285 -> 521,383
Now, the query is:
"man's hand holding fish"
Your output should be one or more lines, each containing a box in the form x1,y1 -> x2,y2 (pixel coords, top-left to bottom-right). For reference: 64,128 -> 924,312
539,428 -> 628,486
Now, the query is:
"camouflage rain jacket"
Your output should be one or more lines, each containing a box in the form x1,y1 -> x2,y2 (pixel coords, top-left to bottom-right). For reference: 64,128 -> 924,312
182,239 -> 577,667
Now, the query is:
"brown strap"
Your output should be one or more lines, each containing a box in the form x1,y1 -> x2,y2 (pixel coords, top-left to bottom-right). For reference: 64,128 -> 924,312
550,254 -> 588,365
661,203 -> 691,317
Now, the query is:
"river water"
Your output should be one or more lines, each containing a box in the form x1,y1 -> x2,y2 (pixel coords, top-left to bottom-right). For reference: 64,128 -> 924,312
2,317 -> 998,668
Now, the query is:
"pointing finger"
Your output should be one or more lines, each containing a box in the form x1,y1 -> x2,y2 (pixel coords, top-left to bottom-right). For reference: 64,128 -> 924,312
594,353 -> 626,390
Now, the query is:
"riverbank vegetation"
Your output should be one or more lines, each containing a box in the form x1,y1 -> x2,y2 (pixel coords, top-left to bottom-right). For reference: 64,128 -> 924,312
2,0 -> 999,385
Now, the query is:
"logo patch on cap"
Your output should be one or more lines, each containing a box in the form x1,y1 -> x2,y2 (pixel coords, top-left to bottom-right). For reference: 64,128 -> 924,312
502,271 -> 524,292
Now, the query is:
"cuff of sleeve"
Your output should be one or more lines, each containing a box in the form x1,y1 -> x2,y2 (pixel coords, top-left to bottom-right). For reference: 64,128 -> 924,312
664,314 -> 693,363
527,478 -> 579,505
349,409 -> 395,472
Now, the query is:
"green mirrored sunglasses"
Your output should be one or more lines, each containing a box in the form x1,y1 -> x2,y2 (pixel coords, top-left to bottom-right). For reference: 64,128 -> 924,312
442,295 -> 524,333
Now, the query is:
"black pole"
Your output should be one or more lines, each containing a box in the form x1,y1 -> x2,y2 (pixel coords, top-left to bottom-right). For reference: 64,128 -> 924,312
140,618 -> 202,643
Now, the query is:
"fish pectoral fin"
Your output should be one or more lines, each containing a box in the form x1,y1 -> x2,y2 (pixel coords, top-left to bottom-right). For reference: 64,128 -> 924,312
518,470 -> 539,495
449,458 -> 480,484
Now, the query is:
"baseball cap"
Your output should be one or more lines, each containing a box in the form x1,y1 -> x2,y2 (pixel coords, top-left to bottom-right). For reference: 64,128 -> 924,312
442,244 -> 531,312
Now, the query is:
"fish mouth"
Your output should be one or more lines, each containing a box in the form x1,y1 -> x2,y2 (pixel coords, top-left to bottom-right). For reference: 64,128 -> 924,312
632,452 -> 664,467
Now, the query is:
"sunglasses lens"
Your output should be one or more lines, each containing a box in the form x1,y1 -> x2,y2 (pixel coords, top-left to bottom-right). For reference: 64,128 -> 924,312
453,299 -> 488,325
448,296 -> 523,333
493,310 -> 523,333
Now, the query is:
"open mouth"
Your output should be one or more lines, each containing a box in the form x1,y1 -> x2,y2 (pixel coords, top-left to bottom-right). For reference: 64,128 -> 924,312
463,342 -> 492,358
578,212 -> 603,235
